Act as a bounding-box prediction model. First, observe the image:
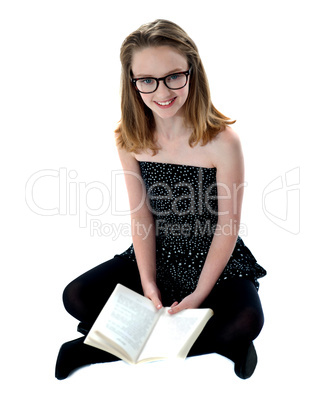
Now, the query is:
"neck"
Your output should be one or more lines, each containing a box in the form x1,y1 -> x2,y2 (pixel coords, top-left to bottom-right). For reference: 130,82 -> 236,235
154,113 -> 190,141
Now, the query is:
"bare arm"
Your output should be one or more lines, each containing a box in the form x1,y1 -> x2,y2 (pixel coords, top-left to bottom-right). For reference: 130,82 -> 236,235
169,128 -> 244,313
117,146 -> 163,309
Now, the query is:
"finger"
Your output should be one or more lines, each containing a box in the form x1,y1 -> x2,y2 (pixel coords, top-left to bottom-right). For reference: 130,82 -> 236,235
151,294 -> 163,309
167,301 -> 178,313
168,302 -> 183,315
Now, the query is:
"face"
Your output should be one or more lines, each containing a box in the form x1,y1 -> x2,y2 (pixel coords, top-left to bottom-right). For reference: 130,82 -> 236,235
131,46 -> 190,121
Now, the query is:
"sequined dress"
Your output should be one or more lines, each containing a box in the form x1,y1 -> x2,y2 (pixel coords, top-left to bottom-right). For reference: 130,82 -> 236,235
119,162 -> 266,303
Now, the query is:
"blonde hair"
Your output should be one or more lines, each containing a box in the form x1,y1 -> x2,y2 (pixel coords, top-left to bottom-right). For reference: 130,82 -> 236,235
115,19 -> 235,154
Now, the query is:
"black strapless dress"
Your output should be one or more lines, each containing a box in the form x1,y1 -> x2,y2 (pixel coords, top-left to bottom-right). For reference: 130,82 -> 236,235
118,162 -> 266,303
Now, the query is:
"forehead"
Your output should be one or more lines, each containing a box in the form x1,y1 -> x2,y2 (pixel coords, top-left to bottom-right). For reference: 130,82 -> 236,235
132,46 -> 188,77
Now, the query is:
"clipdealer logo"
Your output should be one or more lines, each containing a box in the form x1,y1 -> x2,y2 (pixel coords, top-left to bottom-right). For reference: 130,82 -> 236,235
24,167 -> 247,238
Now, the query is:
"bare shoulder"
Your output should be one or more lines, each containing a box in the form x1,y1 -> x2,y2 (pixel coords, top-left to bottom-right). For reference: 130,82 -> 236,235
117,144 -> 140,171
208,126 -> 243,168
215,126 -> 241,149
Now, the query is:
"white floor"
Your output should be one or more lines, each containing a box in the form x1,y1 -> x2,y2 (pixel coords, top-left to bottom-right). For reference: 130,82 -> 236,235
3,224 -> 322,402
5,325 -> 323,402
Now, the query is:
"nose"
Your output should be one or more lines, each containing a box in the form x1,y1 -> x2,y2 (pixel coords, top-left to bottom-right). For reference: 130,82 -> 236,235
155,80 -> 172,99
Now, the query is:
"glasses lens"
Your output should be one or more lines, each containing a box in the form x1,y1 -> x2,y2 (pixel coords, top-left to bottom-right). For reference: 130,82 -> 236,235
165,73 -> 187,89
136,78 -> 157,93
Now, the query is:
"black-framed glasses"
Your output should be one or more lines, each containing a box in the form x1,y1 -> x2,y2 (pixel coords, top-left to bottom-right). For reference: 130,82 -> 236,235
132,67 -> 192,94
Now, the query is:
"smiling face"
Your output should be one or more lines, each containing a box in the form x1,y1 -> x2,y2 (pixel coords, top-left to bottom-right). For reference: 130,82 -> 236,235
131,46 -> 190,121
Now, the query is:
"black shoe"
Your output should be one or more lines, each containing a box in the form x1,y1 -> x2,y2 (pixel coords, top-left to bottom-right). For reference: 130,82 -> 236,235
55,336 -> 118,380
77,322 -> 92,336
234,342 -> 258,380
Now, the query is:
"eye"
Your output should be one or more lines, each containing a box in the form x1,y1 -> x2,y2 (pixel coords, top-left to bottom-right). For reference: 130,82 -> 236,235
139,78 -> 155,86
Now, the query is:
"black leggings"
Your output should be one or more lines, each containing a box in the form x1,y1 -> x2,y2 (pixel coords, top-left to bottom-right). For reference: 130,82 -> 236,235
62,255 -> 264,363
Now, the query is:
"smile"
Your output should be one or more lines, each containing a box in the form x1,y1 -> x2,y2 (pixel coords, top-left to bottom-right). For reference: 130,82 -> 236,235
154,97 -> 176,107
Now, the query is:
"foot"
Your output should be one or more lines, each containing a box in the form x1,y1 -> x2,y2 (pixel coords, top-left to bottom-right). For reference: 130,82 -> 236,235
55,336 -> 118,380
234,342 -> 258,380
77,322 -> 92,335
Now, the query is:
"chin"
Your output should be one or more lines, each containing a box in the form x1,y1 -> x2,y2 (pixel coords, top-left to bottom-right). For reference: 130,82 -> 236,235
153,104 -> 186,120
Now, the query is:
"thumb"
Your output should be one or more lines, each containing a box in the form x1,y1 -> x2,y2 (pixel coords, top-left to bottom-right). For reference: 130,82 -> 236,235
168,301 -> 181,314
151,294 -> 163,309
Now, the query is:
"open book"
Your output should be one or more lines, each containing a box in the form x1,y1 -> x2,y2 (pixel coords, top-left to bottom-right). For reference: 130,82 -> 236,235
84,284 -> 213,365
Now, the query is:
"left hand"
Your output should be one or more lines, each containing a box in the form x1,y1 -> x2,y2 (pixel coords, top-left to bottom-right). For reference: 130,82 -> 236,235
168,291 -> 205,315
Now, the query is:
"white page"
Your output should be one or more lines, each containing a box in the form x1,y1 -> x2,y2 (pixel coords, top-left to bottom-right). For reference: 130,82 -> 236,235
86,285 -> 160,362
138,308 -> 207,362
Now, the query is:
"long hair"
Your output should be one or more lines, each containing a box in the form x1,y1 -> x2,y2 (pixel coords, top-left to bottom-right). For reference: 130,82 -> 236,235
115,19 -> 235,154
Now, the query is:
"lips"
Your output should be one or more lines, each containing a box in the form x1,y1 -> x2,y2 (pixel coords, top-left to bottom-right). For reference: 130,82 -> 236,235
154,97 -> 176,107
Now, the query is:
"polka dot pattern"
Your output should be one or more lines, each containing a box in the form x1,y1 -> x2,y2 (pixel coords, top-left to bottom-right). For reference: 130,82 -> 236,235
119,162 -> 266,302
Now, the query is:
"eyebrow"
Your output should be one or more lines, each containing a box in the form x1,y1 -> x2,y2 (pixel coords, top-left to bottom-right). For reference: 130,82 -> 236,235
133,68 -> 187,78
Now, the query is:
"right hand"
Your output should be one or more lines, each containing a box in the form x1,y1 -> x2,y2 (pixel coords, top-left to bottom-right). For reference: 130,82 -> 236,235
143,282 -> 163,310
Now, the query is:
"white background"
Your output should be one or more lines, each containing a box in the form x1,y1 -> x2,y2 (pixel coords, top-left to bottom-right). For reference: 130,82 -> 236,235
1,0 -> 323,401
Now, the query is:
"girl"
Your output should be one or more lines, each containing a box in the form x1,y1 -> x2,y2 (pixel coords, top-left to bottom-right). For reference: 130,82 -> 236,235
55,19 -> 266,380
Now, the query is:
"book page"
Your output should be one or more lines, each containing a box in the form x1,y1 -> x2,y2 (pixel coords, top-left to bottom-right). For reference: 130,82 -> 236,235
85,330 -> 132,363
138,308 -> 212,362
104,292 -> 157,353
85,285 -> 160,362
